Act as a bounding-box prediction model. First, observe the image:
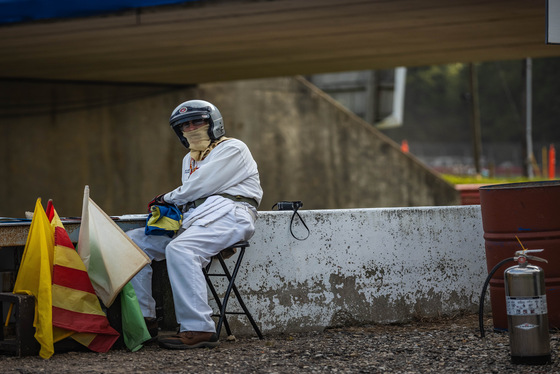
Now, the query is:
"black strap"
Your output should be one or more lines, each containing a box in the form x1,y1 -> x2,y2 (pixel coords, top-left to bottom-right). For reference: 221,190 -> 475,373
183,194 -> 258,212
289,207 -> 310,241
272,201 -> 309,241
219,193 -> 258,209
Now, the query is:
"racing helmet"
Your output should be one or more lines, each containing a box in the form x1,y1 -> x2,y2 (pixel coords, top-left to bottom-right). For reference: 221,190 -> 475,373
169,100 -> 225,148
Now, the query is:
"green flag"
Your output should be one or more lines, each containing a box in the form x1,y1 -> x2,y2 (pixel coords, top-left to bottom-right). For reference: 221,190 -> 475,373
120,282 -> 152,352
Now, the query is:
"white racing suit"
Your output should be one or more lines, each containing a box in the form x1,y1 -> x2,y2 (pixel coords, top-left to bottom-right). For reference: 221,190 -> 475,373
127,138 -> 262,333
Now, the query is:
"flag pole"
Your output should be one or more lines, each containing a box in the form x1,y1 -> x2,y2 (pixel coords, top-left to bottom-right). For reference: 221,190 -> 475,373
78,185 -> 90,269
4,303 -> 14,326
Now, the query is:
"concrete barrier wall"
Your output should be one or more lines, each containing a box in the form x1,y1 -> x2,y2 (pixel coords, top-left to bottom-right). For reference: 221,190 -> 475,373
208,205 -> 486,335
0,205 -> 486,335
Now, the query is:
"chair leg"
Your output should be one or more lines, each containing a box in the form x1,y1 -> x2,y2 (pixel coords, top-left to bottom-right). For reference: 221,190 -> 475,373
204,244 -> 263,340
214,251 -> 238,338
226,275 -> 264,339
203,259 -> 233,337
215,248 -> 263,339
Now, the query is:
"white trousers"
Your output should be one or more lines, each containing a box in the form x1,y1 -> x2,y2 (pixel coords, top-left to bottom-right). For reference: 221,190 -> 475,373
127,203 -> 255,333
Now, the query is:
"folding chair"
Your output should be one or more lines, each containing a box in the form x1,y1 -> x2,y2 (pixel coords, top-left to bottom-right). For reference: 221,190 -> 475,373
203,241 -> 263,339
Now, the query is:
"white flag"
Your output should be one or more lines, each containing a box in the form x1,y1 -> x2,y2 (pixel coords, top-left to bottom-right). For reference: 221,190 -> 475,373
77,186 -> 149,307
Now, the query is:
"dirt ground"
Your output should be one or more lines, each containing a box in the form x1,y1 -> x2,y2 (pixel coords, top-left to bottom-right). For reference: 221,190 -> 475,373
1,314 -> 559,373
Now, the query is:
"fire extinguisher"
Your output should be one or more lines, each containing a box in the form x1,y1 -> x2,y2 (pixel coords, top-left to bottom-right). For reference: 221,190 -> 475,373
504,249 -> 551,364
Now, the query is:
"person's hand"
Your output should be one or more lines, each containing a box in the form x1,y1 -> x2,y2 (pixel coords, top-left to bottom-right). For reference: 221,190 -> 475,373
147,194 -> 166,212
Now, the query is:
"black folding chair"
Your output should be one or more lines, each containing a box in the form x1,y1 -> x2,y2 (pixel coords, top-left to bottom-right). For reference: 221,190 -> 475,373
203,241 -> 263,339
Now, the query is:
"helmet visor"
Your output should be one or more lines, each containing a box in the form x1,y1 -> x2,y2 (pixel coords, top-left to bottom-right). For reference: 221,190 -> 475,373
171,112 -> 210,129
179,118 -> 209,132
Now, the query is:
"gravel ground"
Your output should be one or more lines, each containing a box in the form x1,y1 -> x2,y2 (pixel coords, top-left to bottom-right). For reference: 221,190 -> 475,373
1,313 -> 559,373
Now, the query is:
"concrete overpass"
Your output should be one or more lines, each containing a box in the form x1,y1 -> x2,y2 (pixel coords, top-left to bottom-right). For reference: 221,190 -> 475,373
0,0 -> 557,85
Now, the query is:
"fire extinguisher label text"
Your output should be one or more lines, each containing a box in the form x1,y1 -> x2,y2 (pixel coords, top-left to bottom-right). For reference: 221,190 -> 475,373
506,295 -> 548,316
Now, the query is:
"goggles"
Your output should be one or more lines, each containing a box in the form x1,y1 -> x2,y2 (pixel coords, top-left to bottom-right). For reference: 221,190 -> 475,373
180,118 -> 208,131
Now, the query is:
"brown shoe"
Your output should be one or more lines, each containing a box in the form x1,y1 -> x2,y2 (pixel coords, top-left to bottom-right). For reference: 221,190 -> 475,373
158,331 -> 219,349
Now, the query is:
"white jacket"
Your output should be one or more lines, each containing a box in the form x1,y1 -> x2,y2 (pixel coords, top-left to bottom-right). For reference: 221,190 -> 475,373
163,138 -> 262,226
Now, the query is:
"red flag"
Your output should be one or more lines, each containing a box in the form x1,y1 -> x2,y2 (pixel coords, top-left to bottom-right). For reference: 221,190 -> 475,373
46,200 -> 119,352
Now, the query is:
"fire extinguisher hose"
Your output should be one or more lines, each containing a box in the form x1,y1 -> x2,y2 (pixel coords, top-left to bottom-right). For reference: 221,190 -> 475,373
478,257 -> 515,338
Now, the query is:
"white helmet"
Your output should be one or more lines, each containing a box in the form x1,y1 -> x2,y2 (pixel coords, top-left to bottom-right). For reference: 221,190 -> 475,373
169,100 -> 225,148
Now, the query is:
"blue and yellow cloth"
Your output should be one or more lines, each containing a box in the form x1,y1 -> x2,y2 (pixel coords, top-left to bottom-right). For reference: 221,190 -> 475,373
145,204 -> 182,237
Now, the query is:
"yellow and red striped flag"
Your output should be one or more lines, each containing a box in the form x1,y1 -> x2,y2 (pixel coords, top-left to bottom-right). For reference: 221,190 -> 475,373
46,200 -> 119,352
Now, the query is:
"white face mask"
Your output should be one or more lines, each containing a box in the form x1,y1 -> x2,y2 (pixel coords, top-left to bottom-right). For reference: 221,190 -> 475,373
183,124 -> 211,152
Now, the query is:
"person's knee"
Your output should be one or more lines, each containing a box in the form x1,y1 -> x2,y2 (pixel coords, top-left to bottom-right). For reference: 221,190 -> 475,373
165,242 -> 210,270
165,242 -> 195,261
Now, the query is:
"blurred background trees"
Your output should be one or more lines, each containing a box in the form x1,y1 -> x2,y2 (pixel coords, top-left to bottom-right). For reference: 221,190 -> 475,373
382,57 -> 560,177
